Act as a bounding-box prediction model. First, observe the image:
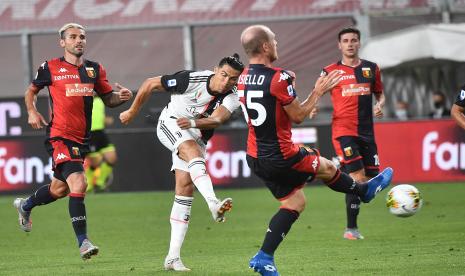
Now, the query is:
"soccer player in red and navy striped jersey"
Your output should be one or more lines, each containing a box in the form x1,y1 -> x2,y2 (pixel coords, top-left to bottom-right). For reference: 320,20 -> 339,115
239,25 -> 393,276
321,27 -> 385,240
13,23 -> 132,260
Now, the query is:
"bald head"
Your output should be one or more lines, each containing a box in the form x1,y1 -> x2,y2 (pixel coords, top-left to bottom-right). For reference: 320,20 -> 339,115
241,25 -> 274,57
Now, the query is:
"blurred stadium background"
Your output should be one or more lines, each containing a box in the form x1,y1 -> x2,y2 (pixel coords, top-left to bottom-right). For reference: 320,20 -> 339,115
1,0 -> 465,193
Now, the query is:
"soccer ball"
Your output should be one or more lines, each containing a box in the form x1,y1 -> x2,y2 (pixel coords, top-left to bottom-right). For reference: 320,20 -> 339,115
386,184 -> 422,217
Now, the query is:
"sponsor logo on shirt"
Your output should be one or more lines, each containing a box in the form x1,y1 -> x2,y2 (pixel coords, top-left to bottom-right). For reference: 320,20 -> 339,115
460,90 -> 465,100
167,79 -> 177,87
58,67 -> 68,73
85,67 -> 96,78
54,75 -> 79,81
65,83 -> 94,97
341,83 -> 371,96
362,67 -> 372,78
340,74 -> 356,81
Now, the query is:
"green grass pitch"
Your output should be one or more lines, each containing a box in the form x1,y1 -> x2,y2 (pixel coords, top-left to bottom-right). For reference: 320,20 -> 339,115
1,183 -> 464,275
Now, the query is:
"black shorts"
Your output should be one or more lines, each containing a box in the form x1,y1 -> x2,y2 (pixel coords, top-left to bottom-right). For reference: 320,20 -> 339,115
45,138 -> 88,182
333,135 -> 379,177
247,147 -> 320,200
89,130 -> 112,153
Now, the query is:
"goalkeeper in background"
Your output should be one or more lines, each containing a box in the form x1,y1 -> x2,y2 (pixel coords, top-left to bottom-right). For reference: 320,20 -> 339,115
86,96 -> 117,192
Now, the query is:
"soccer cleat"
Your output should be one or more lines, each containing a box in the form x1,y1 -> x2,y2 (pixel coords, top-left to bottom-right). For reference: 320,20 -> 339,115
79,239 -> 99,260
249,250 -> 279,276
360,167 -> 393,203
343,228 -> 364,240
13,198 -> 32,232
210,198 -> 233,222
164,256 -> 191,271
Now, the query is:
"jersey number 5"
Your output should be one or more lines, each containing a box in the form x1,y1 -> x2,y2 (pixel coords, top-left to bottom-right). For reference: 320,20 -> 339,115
237,90 -> 267,126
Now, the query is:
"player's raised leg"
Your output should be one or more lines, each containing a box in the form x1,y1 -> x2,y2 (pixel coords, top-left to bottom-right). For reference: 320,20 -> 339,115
178,140 -> 233,222
13,178 -> 68,232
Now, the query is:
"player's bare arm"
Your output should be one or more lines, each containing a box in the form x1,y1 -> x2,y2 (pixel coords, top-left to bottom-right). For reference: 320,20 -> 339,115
24,84 -> 48,129
100,83 -> 133,108
373,92 -> 385,118
120,76 -> 164,125
451,104 -> 465,129
284,70 -> 340,124
177,105 -> 233,130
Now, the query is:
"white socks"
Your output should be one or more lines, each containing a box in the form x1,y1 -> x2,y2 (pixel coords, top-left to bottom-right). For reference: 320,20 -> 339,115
187,157 -> 218,208
168,195 -> 193,258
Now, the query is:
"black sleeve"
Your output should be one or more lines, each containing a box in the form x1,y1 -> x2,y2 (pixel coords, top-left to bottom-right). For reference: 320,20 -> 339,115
455,85 -> 465,107
160,70 -> 192,94
32,61 -> 52,89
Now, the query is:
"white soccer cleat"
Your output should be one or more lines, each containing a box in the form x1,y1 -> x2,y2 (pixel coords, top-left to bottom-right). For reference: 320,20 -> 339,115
13,198 -> 32,232
164,256 -> 191,271
80,239 -> 99,260
210,198 -> 233,223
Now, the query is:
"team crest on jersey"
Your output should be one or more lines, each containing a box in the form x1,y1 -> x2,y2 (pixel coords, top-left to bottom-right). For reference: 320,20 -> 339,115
71,147 -> 80,156
85,67 -> 96,78
343,147 -> 353,157
362,67 -> 372,78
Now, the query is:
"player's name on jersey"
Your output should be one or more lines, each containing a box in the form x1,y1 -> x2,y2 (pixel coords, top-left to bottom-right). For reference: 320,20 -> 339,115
238,74 -> 265,85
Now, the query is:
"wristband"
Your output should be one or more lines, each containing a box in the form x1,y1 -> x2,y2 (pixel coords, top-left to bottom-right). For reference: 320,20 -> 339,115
190,119 -> 196,128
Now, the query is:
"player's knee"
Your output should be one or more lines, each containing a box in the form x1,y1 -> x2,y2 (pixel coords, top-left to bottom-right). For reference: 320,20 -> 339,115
50,179 -> 69,198
317,157 -> 337,179
176,183 -> 194,197
178,141 -> 202,161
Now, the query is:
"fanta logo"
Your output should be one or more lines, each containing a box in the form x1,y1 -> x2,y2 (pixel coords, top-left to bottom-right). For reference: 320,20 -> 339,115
423,131 -> 465,170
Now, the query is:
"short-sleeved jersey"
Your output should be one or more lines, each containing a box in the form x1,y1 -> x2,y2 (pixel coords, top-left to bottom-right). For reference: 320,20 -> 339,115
237,64 -> 299,161
160,70 -> 240,142
32,57 -> 113,144
323,59 -> 383,139
454,85 -> 465,107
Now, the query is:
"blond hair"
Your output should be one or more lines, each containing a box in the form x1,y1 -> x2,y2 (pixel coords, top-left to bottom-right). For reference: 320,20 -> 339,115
59,23 -> 84,39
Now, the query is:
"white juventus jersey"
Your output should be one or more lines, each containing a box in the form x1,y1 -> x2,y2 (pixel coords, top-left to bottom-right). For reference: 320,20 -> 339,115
161,70 -> 240,119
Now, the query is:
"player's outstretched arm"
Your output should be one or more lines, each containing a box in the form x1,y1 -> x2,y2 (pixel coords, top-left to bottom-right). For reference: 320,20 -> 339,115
284,70 -> 340,124
101,83 -> 133,108
120,76 -> 164,125
177,106 -> 233,130
451,104 -> 465,129
25,84 -> 48,129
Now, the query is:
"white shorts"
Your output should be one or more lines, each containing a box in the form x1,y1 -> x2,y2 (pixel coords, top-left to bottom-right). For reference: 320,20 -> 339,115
156,108 -> 206,172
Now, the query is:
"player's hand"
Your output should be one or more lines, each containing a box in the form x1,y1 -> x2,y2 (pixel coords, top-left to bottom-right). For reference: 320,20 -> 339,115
374,102 -> 384,118
314,70 -> 340,96
309,105 -> 319,119
28,110 -> 48,129
119,109 -> 135,125
115,83 -> 133,101
176,117 -> 192,130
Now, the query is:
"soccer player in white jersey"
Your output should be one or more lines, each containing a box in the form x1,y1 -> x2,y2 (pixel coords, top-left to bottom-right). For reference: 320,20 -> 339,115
120,54 -> 244,271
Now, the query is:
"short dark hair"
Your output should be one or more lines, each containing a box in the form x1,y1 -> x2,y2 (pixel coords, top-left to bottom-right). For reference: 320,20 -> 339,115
338,27 -> 361,41
219,53 -> 244,72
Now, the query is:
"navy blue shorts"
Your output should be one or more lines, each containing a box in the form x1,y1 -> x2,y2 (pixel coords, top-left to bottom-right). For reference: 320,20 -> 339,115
45,138 -> 88,182
333,135 -> 379,177
247,147 -> 320,200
